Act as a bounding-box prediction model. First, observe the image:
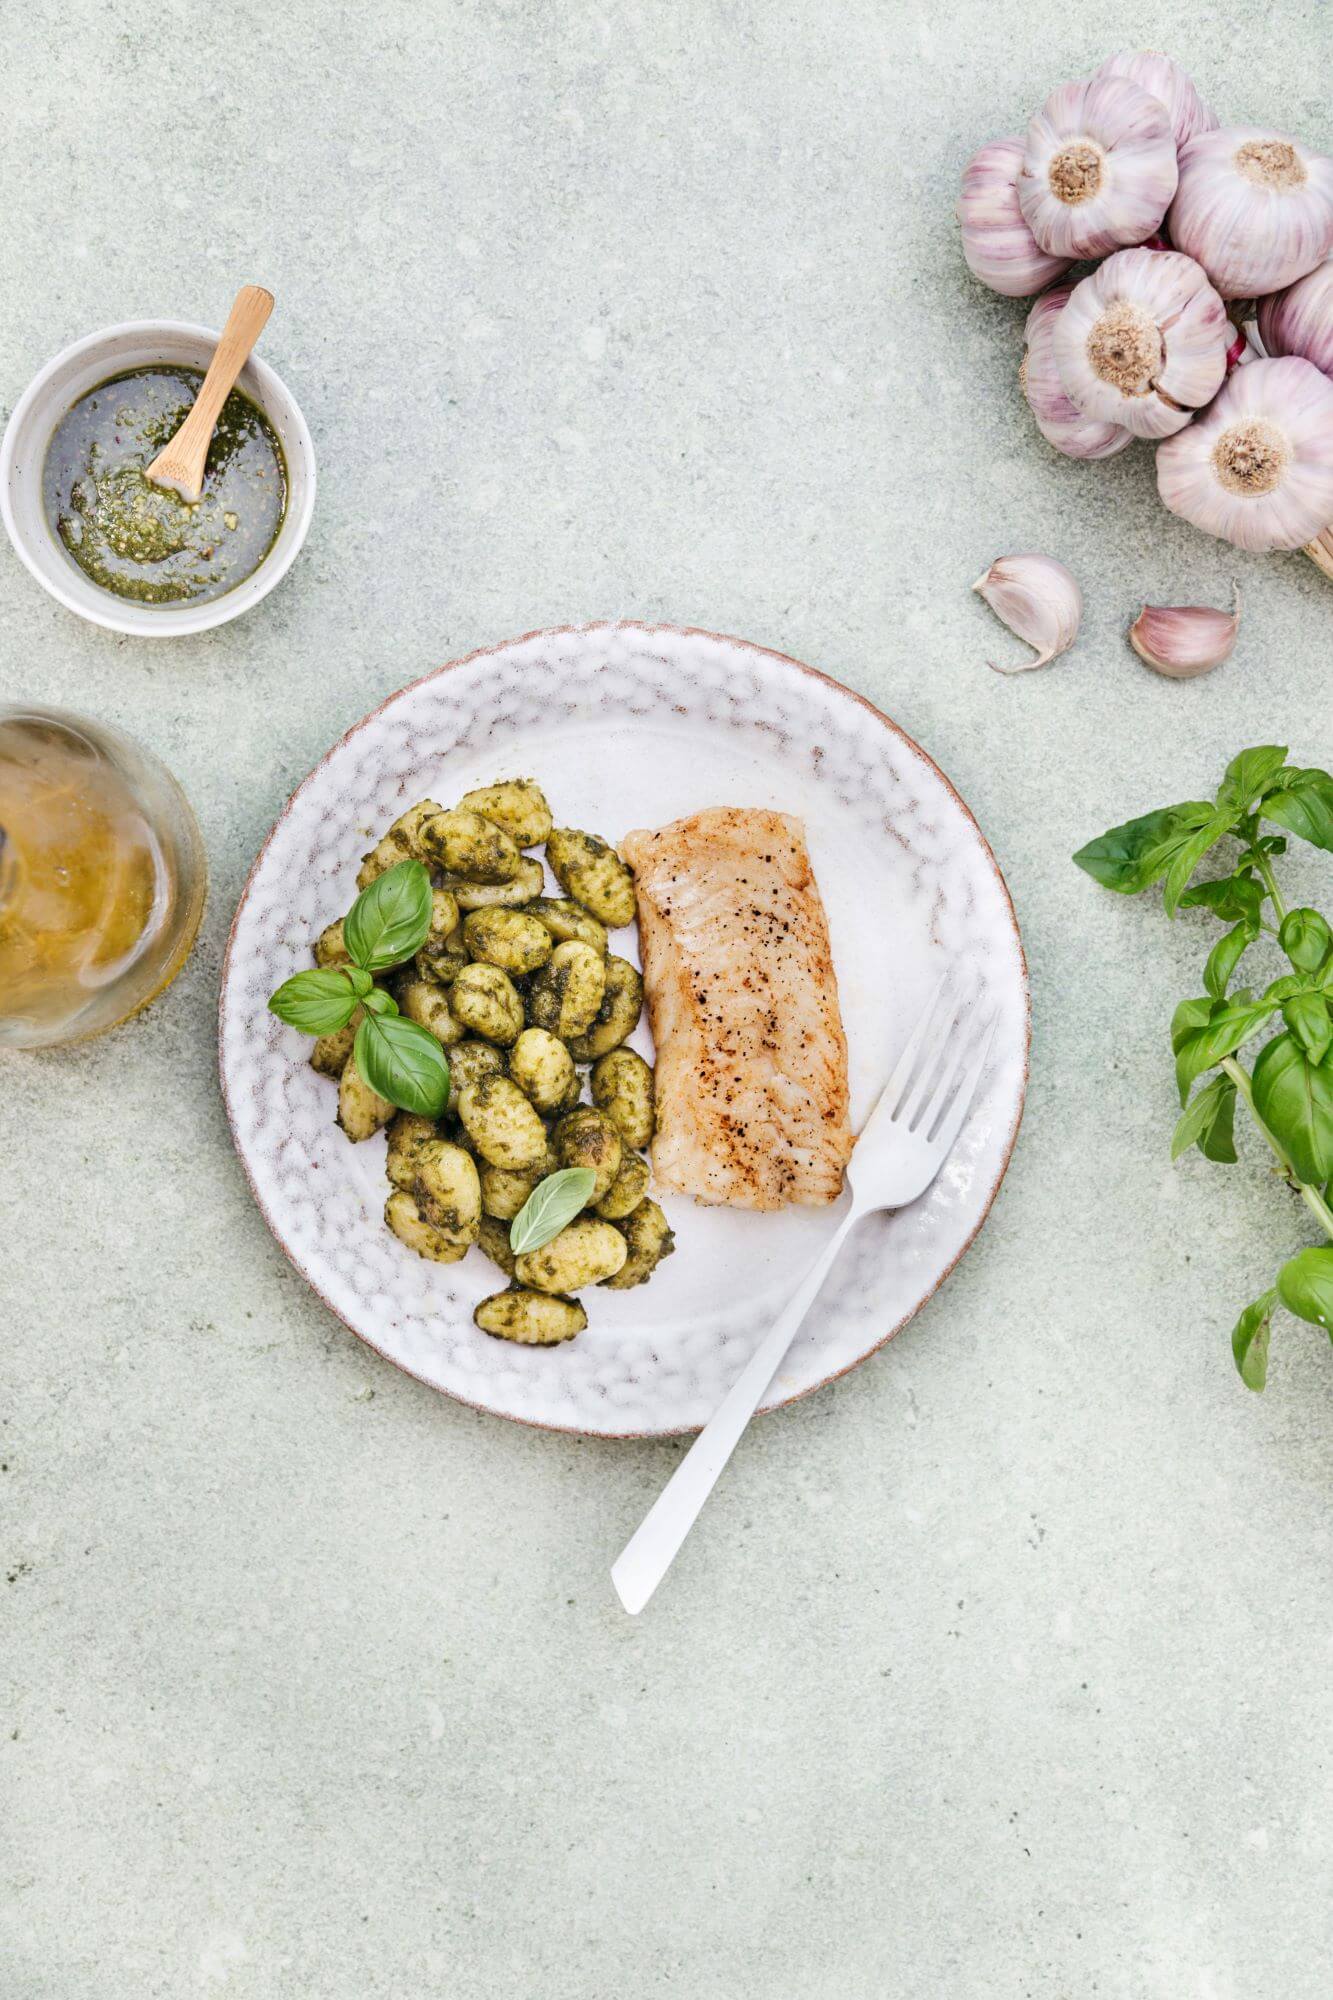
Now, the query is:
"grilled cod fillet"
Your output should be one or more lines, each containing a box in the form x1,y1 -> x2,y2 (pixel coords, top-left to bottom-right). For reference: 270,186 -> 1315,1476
622,807 -> 852,1209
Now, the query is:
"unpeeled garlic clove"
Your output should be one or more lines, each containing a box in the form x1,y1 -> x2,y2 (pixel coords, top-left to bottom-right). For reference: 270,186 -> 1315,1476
973,554 -> 1082,673
1258,256 -> 1333,377
957,136 -> 1073,297
1129,590 -> 1241,677
1092,50 -> 1218,149
1054,247 -> 1229,439
1169,127 -> 1333,300
1019,75 -> 1177,261
1021,288 -> 1134,459
1156,354 -> 1333,550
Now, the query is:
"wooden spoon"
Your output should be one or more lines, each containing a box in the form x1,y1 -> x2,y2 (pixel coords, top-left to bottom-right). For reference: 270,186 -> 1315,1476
144,285 -> 274,502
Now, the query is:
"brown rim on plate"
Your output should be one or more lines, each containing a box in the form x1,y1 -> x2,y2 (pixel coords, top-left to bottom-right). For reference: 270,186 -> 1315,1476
218,622 -> 1031,1437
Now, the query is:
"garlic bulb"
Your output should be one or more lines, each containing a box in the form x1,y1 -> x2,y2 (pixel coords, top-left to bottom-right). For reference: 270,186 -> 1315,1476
973,554 -> 1082,673
1258,257 -> 1333,378
1093,51 -> 1218,149
1019,75 -> 1178,260
1156,356 -> 1333,550
1021,288 -> 1133,459
1053,248 -> 1229,438
1169,128 -> 1333,300
1129,590 -> 1241,677
958,136 -> 1073,296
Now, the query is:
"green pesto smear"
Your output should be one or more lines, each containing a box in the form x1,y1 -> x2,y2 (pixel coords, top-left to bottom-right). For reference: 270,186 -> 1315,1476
43,366 -> 287,605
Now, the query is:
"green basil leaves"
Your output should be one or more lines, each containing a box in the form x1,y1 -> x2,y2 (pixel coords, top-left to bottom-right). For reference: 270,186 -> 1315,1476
354,1011 -> 450,1118
509,1168 -> 597,1256
269,967 -> 361,1035
343,859 -> 435,971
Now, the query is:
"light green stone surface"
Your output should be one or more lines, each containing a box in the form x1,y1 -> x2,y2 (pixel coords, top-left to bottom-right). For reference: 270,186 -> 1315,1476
3,5 -> 1331,1996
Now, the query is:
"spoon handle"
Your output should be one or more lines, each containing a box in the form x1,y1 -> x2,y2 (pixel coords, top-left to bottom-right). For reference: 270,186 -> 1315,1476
145,285 -> 273,500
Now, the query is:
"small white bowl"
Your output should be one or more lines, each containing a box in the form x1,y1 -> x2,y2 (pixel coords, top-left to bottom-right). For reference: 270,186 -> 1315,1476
0,319 -> 316,637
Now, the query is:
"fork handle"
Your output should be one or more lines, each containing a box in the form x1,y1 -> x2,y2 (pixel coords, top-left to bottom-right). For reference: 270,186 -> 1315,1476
611,1203 -> 862,1614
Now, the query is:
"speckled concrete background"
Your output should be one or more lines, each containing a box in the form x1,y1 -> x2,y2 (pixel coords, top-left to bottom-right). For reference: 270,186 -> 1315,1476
3,4 -> 1331,1995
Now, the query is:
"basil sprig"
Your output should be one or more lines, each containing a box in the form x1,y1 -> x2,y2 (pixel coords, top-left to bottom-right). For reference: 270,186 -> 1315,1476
268,859 -> 449,1118
1075,745 -> 1333,1393
509,1168 -> 596,1255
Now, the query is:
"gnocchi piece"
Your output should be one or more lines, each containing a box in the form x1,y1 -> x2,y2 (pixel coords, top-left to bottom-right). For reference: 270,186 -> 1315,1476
508,1028 -> 578,1116
545,827 -> 637,928
474,1287 -> 587,1345
314,917 -> 351,968
602,1198 -> 675,1289
457,779 -> 553,849
385,1111 -> 442,1191
566,956 -> 644,1060
526,940 -> 605,1040
457,1073 -> 549,1170
419,808 -> 522,884
523,897 -> 608,954
444,1040 -> 507,1103
593,1151 -> 650,1220
443,857 -> 545,911
337,1058 -> 394,1141
476,1215 -> 519,1280
356,799 -> 441,888
462,907 -> 553,976
310,1017 -> 357,1077
413,1139 -> 482,1250
479,1158 -> 548,1222
398,977 -> 466,1048
416,926 -> 470,987
590,1047 -> 655,1149
554,1105 -> 623,1203
450,963 -> 525,1045
515,1217 -> 628,1294
385,1189 -> 469,1264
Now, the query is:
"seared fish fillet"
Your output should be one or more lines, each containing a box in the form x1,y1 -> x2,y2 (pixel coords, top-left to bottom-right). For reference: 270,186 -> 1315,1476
622,807 -> 852,1209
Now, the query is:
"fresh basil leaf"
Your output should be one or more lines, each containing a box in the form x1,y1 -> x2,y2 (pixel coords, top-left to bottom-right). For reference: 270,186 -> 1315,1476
346,965 -> 375,999
1072,802 -> 1214,895
1261,767 -> 1333,851
1173,997 -> 1280,1104
1254,835 -> 1287,857
1163,811 -> 1237,917
1279,907 -> 1332,975
268,967 -> 360,1036
1276,1248 -> 1333,1338
1231,1288 -> 1277,1391
360,986 -> 398,1017
508,1168 -> 597,1256
1283,991 -> 1333,1066
354,1012 -> 450,1116
1251,1032 -> 1333,1185
344,859 -> 434,972
1171,1072 -> 1237,1164
1264,972 -> 1309,1002
1217,745 -> 1288,812
1179,870 -> 1263,926
1203,923 -> 1253,1001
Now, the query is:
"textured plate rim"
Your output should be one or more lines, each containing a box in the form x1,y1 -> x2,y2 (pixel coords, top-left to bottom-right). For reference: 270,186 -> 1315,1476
218,622 -> 1031,1438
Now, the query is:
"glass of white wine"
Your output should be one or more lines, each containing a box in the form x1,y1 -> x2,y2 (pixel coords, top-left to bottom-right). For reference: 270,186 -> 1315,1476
0,705 -> 206,1049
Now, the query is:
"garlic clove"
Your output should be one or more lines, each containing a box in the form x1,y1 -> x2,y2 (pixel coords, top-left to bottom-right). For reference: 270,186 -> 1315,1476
1129,589 -> 1241,677
1169,127 -> 1333,300
958,136 -> 1073,297
973,554 -> 1082,673
1156,355 -> 1333,550
1021,288 -> 1134,458
1053,248 -> 1229,439
1092,51 -> 1218,149
1258,256 -> 1333,378
1019,75 -> 1178,261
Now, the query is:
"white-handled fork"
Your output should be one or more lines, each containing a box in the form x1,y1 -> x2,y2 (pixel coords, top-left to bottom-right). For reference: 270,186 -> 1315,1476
611,973 -> 999,1615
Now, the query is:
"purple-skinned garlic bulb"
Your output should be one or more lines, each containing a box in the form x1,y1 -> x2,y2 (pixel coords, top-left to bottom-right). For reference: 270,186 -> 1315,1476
1019,75 -> 1178,260
1156,356 -> 1333,550
1020,288 -> 1133,459
1129,590 -> 1241,677
1169,128 -> 1333,300
958,136 -> 1074,297
1053,248 -> 1230,439
1258,258 -> 1333,379
1092,51 -> 1218,149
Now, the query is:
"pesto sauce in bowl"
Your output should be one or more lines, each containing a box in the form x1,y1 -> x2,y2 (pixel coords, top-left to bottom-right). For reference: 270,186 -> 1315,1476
43,366 -> 287,605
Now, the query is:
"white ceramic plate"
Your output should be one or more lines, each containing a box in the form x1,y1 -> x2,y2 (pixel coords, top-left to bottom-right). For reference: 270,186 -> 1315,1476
220,625 -> 1028,1436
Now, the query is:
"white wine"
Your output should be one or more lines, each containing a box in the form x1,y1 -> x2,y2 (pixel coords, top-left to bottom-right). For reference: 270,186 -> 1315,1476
0,708 -> 206,1048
